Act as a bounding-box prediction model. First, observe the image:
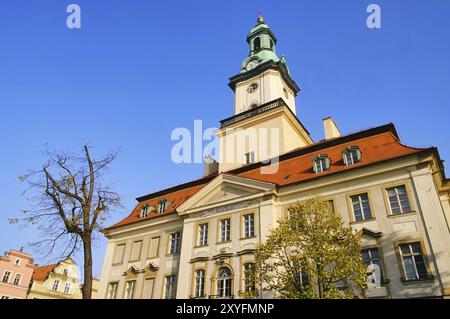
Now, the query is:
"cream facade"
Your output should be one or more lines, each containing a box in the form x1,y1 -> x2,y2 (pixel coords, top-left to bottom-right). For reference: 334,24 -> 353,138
98,17 -> 450,299
27,258 -> 82,299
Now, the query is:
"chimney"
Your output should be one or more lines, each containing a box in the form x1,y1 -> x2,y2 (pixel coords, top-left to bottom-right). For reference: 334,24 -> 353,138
323,117 -> 341,140
204,155 -> 219,177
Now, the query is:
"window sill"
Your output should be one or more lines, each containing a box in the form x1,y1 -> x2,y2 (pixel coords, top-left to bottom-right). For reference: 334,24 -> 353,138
350,218 -> 376,225
166,253 -> 180,257
401,275 -> 434,285
216,240 -> 232,245
386,211 -> 416,219
194,245 -> 209,249
240,236 -> 257,241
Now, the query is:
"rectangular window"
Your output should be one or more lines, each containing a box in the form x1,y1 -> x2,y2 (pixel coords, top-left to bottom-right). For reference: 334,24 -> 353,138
64,282 -> 71,294
143,278 -> 155,299
125,280 -> 136,299
130,240 -> 142,261
2,271 -> 11,283
198,224 -> 208,246
169,232 -> 181,254
351,193 -> 372,222
165,275 -> 176,299
195,270 -> 205,298
113,244 -> 126,264
220,219 -> 231,242
108,282 -> 118,299
14,259 -> 21,266
387,185 -> 411,215
52,280 -> 60,291
400,242 -> 428,280
148,236 -> 160,258
243,213 -> 255,238
361,248 -> 383,286
13,274 -> 21,286
245,152 -> 255,164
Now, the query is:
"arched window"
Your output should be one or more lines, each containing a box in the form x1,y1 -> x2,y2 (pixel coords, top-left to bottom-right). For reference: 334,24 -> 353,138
194,269 -> 205,298
269,39 -> 274,51
312,155 -> 330,174
217,267 -> 232,298
254,37 -> 261,51
243,263 -> 256,293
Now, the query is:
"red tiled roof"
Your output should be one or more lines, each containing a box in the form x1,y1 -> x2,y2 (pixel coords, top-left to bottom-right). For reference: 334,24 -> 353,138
32,264 -> 57,281
106,124 -> 430,230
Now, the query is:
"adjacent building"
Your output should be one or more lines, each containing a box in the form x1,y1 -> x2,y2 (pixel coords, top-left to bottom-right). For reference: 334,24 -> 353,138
27,258 -> 82,299
0,249 -> 35,299
98,17 -> 450,299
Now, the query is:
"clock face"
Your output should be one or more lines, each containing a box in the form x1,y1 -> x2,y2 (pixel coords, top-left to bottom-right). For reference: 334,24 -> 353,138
247,59 -> 259,71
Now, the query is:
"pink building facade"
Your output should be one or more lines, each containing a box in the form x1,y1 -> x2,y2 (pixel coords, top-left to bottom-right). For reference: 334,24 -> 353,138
0,249 -> 35,299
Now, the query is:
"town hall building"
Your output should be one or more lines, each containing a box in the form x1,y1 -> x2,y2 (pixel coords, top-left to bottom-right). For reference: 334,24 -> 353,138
98,17 -> 450,299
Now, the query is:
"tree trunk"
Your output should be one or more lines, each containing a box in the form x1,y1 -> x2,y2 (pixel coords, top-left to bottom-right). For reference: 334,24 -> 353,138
82,235 -> 93,299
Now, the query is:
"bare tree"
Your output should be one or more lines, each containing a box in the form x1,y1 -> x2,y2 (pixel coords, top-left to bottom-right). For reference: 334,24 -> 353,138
11,145 -> 121,299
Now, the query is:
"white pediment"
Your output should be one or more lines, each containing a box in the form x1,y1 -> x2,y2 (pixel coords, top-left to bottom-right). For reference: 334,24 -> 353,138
177,174 -> 276,214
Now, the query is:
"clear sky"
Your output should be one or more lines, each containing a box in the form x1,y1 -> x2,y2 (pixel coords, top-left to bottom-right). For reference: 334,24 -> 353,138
0,0 -> 449,277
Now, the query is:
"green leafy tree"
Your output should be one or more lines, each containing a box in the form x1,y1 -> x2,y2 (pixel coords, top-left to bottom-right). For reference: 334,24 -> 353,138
254,196 -> 367,299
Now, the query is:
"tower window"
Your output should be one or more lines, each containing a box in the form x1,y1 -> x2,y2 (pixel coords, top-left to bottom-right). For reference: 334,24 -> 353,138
270,39 -> 274,50
254,37 -> 261,51
245,152 -> 255,164
247,83 -> 258,93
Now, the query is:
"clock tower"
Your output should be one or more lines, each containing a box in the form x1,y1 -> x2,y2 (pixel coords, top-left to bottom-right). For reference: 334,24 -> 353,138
217,16 -> 314,173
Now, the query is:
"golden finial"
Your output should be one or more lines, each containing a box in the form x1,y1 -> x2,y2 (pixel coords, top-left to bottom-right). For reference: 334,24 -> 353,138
257,14 -> 264,24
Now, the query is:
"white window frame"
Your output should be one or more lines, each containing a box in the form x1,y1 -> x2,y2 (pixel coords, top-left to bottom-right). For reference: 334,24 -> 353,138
194,269 -> 205,298
399,243 -> 428,280
169,232 -> 181,254
12,273 -> 22,286
2,270 -> 11,284
158,200 -> 167,213
387,185 -> 411,214
125,280 -> 136,299
52,279 -> 60,291
108,282 -> 118,299
165,275 -> 176,299
14,259 -> 21,266
314,158 -> 327,173
243,213 -> 255,238
245,152 -> 255,164
64,282 -> 71,294
220,219 -> 231,242
351,193 -> 372,221
198,224 -> 208,246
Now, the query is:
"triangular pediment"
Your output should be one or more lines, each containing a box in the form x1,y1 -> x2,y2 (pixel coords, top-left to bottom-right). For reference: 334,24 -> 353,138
177,174 -> 276,214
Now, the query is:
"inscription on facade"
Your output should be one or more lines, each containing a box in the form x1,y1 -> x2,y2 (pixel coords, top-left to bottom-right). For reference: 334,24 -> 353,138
201,200 -> 256,218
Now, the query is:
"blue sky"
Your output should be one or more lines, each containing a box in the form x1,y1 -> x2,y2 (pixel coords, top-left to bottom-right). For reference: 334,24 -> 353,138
0,0 -> 449,277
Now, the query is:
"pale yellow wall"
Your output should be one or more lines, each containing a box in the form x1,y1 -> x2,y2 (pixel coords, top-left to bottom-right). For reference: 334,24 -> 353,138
27,259 -> 82,299
234,69 -> 296,115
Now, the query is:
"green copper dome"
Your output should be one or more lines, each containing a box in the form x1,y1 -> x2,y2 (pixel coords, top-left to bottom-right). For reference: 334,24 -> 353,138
240,16 -> 289,74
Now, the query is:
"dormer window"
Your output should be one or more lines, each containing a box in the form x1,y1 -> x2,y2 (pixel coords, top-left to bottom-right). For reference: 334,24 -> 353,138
140,204 -> 151,218
343,146 -> 361,166
312,155 -> 330,174
158,200 -> 168,214
254,37 -> 261,51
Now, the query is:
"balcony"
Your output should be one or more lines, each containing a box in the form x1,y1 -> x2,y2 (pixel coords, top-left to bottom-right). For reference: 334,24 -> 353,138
220,98 -> 286,128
